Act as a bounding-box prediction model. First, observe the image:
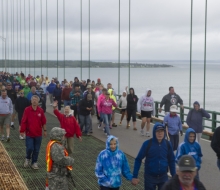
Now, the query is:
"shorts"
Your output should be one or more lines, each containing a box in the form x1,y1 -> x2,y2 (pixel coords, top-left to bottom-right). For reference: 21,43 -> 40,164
121,109 -> 126,113
0,114 -> 11,126
141,110 -> 152,118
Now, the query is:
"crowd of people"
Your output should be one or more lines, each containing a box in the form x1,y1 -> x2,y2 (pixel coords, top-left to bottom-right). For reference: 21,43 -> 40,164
1,70 -> 219,190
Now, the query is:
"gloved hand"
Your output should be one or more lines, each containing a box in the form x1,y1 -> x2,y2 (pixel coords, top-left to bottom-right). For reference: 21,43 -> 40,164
180,131 -> 183,136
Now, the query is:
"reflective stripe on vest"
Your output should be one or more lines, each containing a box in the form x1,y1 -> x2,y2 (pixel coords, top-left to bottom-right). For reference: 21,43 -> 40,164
46,140 -> 73,172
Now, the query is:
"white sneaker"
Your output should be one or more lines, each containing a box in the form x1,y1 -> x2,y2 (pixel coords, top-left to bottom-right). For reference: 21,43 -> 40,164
140,130 -> 144,136
98,123 -> 102,129
145,132 -> 150,137
19,135 -> 24,140
24,159 -> 30,168
31,162 -> 39,170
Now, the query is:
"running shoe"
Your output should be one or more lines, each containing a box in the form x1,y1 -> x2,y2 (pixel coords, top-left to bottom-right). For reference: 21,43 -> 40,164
19,135 -> 24,140
145,132 -> 150,137
31,163 -> 39,170
1,136 -> 5,141
6,137 -> 10,142
98,123 -> 102,129
119,121 -> 122,126
140,130 -> 144,136
10,125 -> 15,130
133,128 -> 137,131
24,159 -> 30,168
112,123 -> 117,127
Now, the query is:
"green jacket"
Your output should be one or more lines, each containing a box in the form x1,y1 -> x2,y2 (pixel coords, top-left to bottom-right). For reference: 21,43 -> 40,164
23,87 -> 30,97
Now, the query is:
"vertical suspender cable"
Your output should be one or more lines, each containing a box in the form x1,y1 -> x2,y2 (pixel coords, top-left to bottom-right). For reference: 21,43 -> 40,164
17,0 -> 18,71
128,0 -> 131,88
189,0 -> 193,107
6,0 -> 8,72
41,0 -> 42,75
80,0 -> 82,80
24,0 -> 26,74
13,0 -> 14,72
118,0 -> 120,95
46,0 -> 48,77
88,0 -> 90,79
203,0 -> 207,109
11,0 -> 12,72
20,0 -> 21,71
57,0 -> 58,78
1,0 -> 4,71
29,0 -> 30,74
34,0 -> 35,76
63,0 -> 65,78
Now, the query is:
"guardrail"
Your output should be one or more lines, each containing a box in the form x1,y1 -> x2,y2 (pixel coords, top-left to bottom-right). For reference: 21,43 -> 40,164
115,95 -> 220,139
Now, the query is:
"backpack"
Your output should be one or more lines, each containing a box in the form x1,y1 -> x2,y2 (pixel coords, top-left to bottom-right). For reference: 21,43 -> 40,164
146,138 -> 171,161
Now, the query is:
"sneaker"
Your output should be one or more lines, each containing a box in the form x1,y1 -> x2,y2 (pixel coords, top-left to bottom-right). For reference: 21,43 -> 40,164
112,123 -> 117,127
167,172 -> 172,177
1,136 -> 5,141
133,128 -> 137,131
86,133 -> 91,136
10,125 -> 15,130
19,135 -> 24,140
89,131 -> 93,134
24,159 -> 30,168
6,137 -> 10,142
31,163 -> 39,170
98,124 -> 102,129
145,132 -> 150,137
119,121 -> 122,126
140,130 -> 144,136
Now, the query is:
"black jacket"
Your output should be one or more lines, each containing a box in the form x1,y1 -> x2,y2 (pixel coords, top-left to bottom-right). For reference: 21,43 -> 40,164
79,99 -> 93,116
7,89 -> 17,104
211,127 -> 220,159
160,93 -> 183,112
127,88 -> 138,110
161,175 -> 206,190
15,96 -> 30,113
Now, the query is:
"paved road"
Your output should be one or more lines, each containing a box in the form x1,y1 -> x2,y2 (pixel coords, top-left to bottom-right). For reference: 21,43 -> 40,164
46,103 -> 220,190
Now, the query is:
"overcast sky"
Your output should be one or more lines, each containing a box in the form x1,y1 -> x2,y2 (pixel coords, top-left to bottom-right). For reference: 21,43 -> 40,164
0,0 -> 220,61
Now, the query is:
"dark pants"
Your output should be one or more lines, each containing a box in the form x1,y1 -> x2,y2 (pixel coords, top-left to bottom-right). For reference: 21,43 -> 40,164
71,105 -> 78,120
25,136 -> 42,164
217,159 -> 220,170
100,186 -> 119,190
18,112 -> 24,125
127,108 -> 136,122
79,115 -> 90,133
144,173 -> 168,190
96,105 -> 100,120
54,96 -> 61,110
169,134 -> 179,151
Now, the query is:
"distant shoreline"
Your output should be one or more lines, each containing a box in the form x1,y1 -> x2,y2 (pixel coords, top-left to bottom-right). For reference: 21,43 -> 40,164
0,60 -> 173,68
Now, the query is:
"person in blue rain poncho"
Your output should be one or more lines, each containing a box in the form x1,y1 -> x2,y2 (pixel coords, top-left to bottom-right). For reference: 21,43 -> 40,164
95,135 -> 136,190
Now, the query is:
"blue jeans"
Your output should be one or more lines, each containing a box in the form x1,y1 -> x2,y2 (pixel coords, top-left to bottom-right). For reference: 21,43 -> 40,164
144,173 -> 168,190
79,115 -> 90,134
25,136 -> 42,164
64,100 -> 71,107
102,114 -> 112,135
217,159 -> 220,170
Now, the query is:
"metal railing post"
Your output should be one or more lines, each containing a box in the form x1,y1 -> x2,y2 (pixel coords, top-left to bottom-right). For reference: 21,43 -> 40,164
180,107 -> 184,124
212,112 -> 216,132
155,102 -> 159,118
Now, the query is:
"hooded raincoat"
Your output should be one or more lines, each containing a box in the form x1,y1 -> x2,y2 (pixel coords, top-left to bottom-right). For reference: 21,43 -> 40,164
175,128 -> 203,170
95,135 -> 133,188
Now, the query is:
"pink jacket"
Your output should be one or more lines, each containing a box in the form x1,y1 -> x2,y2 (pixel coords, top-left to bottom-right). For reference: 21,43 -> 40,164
100,98 -> 117,114
97,94 -> 105,114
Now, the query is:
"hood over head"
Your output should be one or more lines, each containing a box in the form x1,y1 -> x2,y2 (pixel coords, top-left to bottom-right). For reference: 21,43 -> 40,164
152,122 -> 166,141
145,88 -> 152,97
106,135 -> 119,153
108,89 -> 113,96
184,128 -> 196,144
193,101 -> 200,108
50,127 -> 66,141
129,87 -> 135,95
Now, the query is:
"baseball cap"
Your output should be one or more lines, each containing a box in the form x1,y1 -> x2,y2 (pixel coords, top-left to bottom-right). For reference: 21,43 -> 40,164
170,105 -> 178,112
178,155 -> 197,172
86,85 -> 91,89
155,124 -> 165,132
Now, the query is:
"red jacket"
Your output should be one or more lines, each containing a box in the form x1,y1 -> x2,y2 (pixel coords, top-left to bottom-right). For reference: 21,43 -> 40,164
53,109 -> 81,138
20,106 -> 46,137
61,88 -> 72,101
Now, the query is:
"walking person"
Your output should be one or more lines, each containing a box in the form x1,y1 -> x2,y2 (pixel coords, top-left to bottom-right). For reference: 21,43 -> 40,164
138,88 -> 155,137
186,101 -> 210,143
109,89 -> 117,128
53,83 -> 62,111
46,80 -> 56,105
78,94 -> 93,135
0,89 -> 13,142
97,88 -> 107,129
159,86 -> 184,115
132,123 -> 176,189
46,127 -> 74,190
6,82 -> 17,129
161,155 -> 206,190
95,135 -> 134,190
53,101 -> 82,157
163,105 -> 183,151
61,83 -> 72,107
118,88 -> 128,126
126,88 -> 138,130
176,128 -> 203,179
20,95 -> 47,169
211,126 -> 220,171
100,91 -> 118,136
15,90 -> 30,140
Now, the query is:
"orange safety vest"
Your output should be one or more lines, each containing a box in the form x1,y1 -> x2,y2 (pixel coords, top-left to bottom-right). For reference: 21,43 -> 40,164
46,140 -> 73,172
